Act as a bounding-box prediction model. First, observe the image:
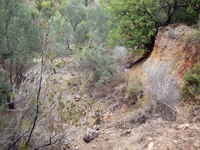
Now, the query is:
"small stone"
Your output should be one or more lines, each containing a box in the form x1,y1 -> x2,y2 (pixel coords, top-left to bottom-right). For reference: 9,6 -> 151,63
104,137 -> 110,141
83,128 -> 99,143
149,138 -> 153,142
74,94 -> 81,101
93,125 -> 100,130
178,124 -> 190,129
148,141 -> 154,150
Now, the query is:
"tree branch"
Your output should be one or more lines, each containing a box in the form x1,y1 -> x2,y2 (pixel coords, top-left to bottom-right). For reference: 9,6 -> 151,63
7,128 -> 31,150
25,7 -> 56,149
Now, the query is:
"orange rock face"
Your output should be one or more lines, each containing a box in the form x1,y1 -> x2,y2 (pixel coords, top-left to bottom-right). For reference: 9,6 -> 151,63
140,23 -> 200,109
143,24 -> 199,89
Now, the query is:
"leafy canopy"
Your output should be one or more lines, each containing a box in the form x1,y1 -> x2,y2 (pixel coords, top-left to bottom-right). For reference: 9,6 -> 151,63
50,0 -> 116,84
100,0 -> 200,52
0,0 -> 41,86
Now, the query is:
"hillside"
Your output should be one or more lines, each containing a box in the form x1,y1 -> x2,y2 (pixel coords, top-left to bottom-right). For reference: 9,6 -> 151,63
63,23 -> 200,150
1,0 -> 200,149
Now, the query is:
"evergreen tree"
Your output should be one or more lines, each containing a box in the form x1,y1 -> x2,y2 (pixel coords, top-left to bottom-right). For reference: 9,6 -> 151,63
52,0 -> 115,83
100,0 -> 200,52
0,0 -> 41,86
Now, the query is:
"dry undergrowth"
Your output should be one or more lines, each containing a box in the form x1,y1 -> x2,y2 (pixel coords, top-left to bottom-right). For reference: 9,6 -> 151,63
111,118 -> 200,150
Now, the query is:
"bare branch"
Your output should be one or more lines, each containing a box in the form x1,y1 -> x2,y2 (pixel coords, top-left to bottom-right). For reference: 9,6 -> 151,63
26,7 -> 56,149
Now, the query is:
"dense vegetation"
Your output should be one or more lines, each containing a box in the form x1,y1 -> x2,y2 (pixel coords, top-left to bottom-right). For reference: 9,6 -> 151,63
50,0 -> 116,83
0,0 -> 116,149
182,61 -> 200,104
100,0 -> 200,52
0,0 -> 41,108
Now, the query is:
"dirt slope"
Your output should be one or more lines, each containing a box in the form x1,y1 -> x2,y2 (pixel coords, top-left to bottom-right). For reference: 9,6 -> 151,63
53,24 -> 200,150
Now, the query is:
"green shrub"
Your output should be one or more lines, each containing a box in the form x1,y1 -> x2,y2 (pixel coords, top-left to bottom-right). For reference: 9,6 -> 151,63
93,112 -> 101,125
182,61 -> 200,104
78,44 -> 116,84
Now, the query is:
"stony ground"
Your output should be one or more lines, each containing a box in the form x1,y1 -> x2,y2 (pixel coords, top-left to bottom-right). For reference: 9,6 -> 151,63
47,56 -> 200,150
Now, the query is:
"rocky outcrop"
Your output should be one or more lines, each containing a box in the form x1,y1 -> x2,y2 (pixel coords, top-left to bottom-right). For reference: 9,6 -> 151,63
143,23 -> 199,85
141,23 -> 200,120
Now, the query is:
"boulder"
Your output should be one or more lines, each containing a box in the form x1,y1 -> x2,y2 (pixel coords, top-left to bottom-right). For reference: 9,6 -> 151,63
83,128 -> 99,143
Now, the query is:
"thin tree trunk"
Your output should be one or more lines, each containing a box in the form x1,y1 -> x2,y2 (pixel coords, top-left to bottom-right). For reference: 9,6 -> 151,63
85,0 -> 88,7
7,36 -> 13,85
26,9 -> 55,148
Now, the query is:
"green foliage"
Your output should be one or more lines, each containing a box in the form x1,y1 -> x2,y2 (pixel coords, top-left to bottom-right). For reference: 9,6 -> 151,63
93,112 -> 101,125
41,1 -> 54,18
59,0 -> 88,44
50,0 -> 115,84
59,101 -> 65,109
0,0 -> 41,86
78,44 -> 116,84
57,0 -> 95,5
182,61 -> 200,104
100,0 -> 200,52
51,0 -> 111,49
35,0 -> 44,12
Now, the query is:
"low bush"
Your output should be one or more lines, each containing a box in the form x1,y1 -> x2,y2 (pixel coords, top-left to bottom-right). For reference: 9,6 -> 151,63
78,44 -> 116,84
128,77 -> 143,105
144,62 -> 180,120
182,61 -> 200,104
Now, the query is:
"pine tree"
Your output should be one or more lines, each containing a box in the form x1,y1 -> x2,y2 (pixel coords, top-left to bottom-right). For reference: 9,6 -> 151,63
0,0 -> 41,86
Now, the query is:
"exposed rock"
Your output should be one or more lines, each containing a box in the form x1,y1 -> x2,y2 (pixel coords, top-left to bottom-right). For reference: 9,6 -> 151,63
74,94 -> 81,101
83,128 -> 99,143
178,124 -> 190,129
126,47 -> 149,68
147,138 -> 154,150
143,23 -> 198,90
142,24 -> 199,120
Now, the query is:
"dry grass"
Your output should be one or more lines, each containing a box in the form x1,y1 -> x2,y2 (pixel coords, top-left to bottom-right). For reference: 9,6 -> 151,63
111,118 -> 200,150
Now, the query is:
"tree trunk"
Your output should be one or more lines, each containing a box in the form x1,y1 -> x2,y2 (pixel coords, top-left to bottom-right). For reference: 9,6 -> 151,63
85,0 -> 88,7
7,36 -> 13,85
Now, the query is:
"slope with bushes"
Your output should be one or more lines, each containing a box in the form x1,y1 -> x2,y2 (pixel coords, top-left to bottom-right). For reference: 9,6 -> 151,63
0,0 -> 200,149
